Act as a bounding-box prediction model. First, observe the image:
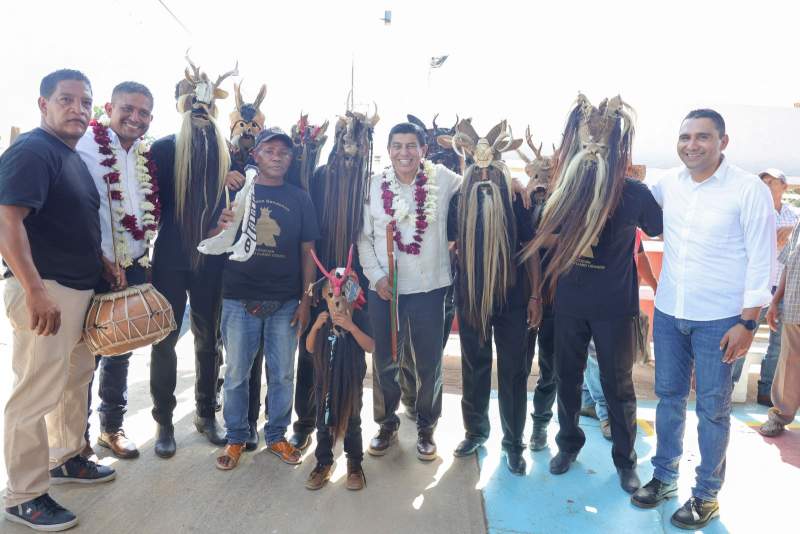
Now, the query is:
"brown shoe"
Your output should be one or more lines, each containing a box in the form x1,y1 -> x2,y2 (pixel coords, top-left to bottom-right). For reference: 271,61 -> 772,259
268,439 -> 302,465
305,463 -> 333,490
98,429 -> 139,459
346,461 -> 366,491
216,443 -> 245,471
756,394 -> 774,407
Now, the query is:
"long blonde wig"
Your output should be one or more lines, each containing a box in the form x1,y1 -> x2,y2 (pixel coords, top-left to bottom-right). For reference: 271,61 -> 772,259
457,161 -> 517,343
174,111 -> 230,269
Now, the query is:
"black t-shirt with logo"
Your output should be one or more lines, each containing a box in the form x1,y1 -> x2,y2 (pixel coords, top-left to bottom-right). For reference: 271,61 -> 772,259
554,178 -> 662,319
0,128 -> 101,290
223,182 -> 320,301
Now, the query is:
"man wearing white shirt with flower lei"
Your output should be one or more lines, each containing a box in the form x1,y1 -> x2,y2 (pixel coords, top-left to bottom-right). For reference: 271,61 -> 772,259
632,109 -> 775,530
358,122 -> 460,461
76,82 -> 157,460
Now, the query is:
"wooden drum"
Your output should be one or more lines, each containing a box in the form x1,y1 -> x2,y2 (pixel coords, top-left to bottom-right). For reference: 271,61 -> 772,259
83,283 -> 176,356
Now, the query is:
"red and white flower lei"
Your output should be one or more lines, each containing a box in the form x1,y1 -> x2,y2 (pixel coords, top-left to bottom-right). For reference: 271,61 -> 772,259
90,118 -> 161,268
380,160 -> 438,255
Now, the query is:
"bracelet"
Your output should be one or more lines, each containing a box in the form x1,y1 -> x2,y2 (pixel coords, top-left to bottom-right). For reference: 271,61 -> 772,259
529,296 -> 541,301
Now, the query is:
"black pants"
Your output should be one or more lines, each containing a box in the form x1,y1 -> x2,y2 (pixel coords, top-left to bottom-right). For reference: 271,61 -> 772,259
85,261 -> 147,438
458,305 -> 533,452
369,287 -> 446,433
291,322 -> 318,436
554,313 -> 638,469
530,304 -> 556,428
150,257 -> 224,423
395,282 -> 456,411
313,356 -> 366,466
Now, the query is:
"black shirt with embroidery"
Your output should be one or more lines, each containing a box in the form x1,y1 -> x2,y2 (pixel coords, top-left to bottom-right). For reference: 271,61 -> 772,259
554,178 -> 662,319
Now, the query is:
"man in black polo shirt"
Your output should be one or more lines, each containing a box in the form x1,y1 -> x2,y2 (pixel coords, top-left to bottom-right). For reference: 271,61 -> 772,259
0,69 -> 116,532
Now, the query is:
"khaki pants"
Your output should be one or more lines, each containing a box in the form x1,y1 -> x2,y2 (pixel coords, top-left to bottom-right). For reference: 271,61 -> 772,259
769,322 -> 800,425
3,278 -> 95,507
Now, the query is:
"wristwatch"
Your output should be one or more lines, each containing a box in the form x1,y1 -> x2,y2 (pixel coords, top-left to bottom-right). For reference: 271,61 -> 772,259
737,318 -> 758,331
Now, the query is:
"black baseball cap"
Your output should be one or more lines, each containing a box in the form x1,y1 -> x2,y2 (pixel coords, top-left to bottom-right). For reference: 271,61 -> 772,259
254,127 -> 293,150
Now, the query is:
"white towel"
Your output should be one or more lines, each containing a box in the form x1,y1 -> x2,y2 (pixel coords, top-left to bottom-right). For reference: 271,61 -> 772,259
197,166 -> 259,261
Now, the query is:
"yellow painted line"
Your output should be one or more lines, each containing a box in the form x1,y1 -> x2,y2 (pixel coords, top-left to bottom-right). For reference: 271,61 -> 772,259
637,419 -> 655,436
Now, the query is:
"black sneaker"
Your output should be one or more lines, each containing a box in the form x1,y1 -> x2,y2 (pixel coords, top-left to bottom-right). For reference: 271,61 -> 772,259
49,455 -> 116,485
5,493 -> 78,531
631,477 -> 678,508
670,497 -> 720,530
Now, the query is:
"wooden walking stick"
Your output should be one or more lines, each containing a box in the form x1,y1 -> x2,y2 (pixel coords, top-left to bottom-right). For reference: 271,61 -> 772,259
385,222 -> 399,362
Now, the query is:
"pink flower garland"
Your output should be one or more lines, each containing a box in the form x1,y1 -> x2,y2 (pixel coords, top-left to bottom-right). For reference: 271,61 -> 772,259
381,165 -> 430,255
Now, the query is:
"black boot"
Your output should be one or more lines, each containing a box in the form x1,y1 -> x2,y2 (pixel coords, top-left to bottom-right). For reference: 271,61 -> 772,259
549,451 -> 577,475
453,437 -> 484,457
416,431 -> 437,462
631,477 -> 678,509
194,415 -> 226,446
154,424 -> 176,459
505,450 -> 526,476
670,497 -> 720,530
617,467 -> 641,494
529,424 -> 548,452
245,421 -> 259,451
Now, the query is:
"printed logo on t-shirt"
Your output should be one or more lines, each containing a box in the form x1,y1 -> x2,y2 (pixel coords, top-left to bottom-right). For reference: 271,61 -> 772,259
256,207 -> 280,247
576,235 -> 604,270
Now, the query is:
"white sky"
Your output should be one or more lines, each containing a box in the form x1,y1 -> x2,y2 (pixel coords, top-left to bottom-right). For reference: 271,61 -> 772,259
1,0 -> 798,172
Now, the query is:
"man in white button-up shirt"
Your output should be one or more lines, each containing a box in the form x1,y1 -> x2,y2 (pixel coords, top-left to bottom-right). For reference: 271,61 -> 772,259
632,109 -> 775,530
358,122 -> 461,461
75,82 -> 155,461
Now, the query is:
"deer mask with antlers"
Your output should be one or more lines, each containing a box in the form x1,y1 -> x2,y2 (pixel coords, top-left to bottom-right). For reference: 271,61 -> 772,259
229,82 -> 266,159
177,53 -> 238,119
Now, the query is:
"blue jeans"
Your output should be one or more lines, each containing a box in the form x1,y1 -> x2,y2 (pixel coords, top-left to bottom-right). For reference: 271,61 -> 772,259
581,340 -> 608,421
732,304 -> 781,396
652,308 -> 738,501
220,299 -> 298,444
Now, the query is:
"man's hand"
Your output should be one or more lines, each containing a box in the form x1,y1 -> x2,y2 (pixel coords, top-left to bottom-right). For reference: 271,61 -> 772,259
527,297 -> 542,329
26,287 -> 61,336
101,256 -> 126,291
511,177 -> 531,210
213,208 -> 236,235
777,226 -> 793,249
331,310 -> 356,332
291,300 -> 311,336
720,324 -> 755,363
766,303 -> 780,331
225,170 -> 245,192
376,276 -> 392,301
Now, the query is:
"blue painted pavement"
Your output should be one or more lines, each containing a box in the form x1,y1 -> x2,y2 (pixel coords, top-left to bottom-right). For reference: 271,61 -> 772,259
477,397 -> 798,534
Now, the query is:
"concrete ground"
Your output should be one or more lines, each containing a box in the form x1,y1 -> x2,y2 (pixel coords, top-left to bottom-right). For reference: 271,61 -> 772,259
0,278 -> 797,533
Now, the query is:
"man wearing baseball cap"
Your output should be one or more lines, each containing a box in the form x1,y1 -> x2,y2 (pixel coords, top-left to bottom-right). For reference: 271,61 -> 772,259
212,127 -> 320,469
733,168 -> 798,405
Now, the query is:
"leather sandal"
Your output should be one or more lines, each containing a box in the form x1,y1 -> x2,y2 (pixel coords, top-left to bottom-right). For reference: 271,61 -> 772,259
216,443 -> 244,471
